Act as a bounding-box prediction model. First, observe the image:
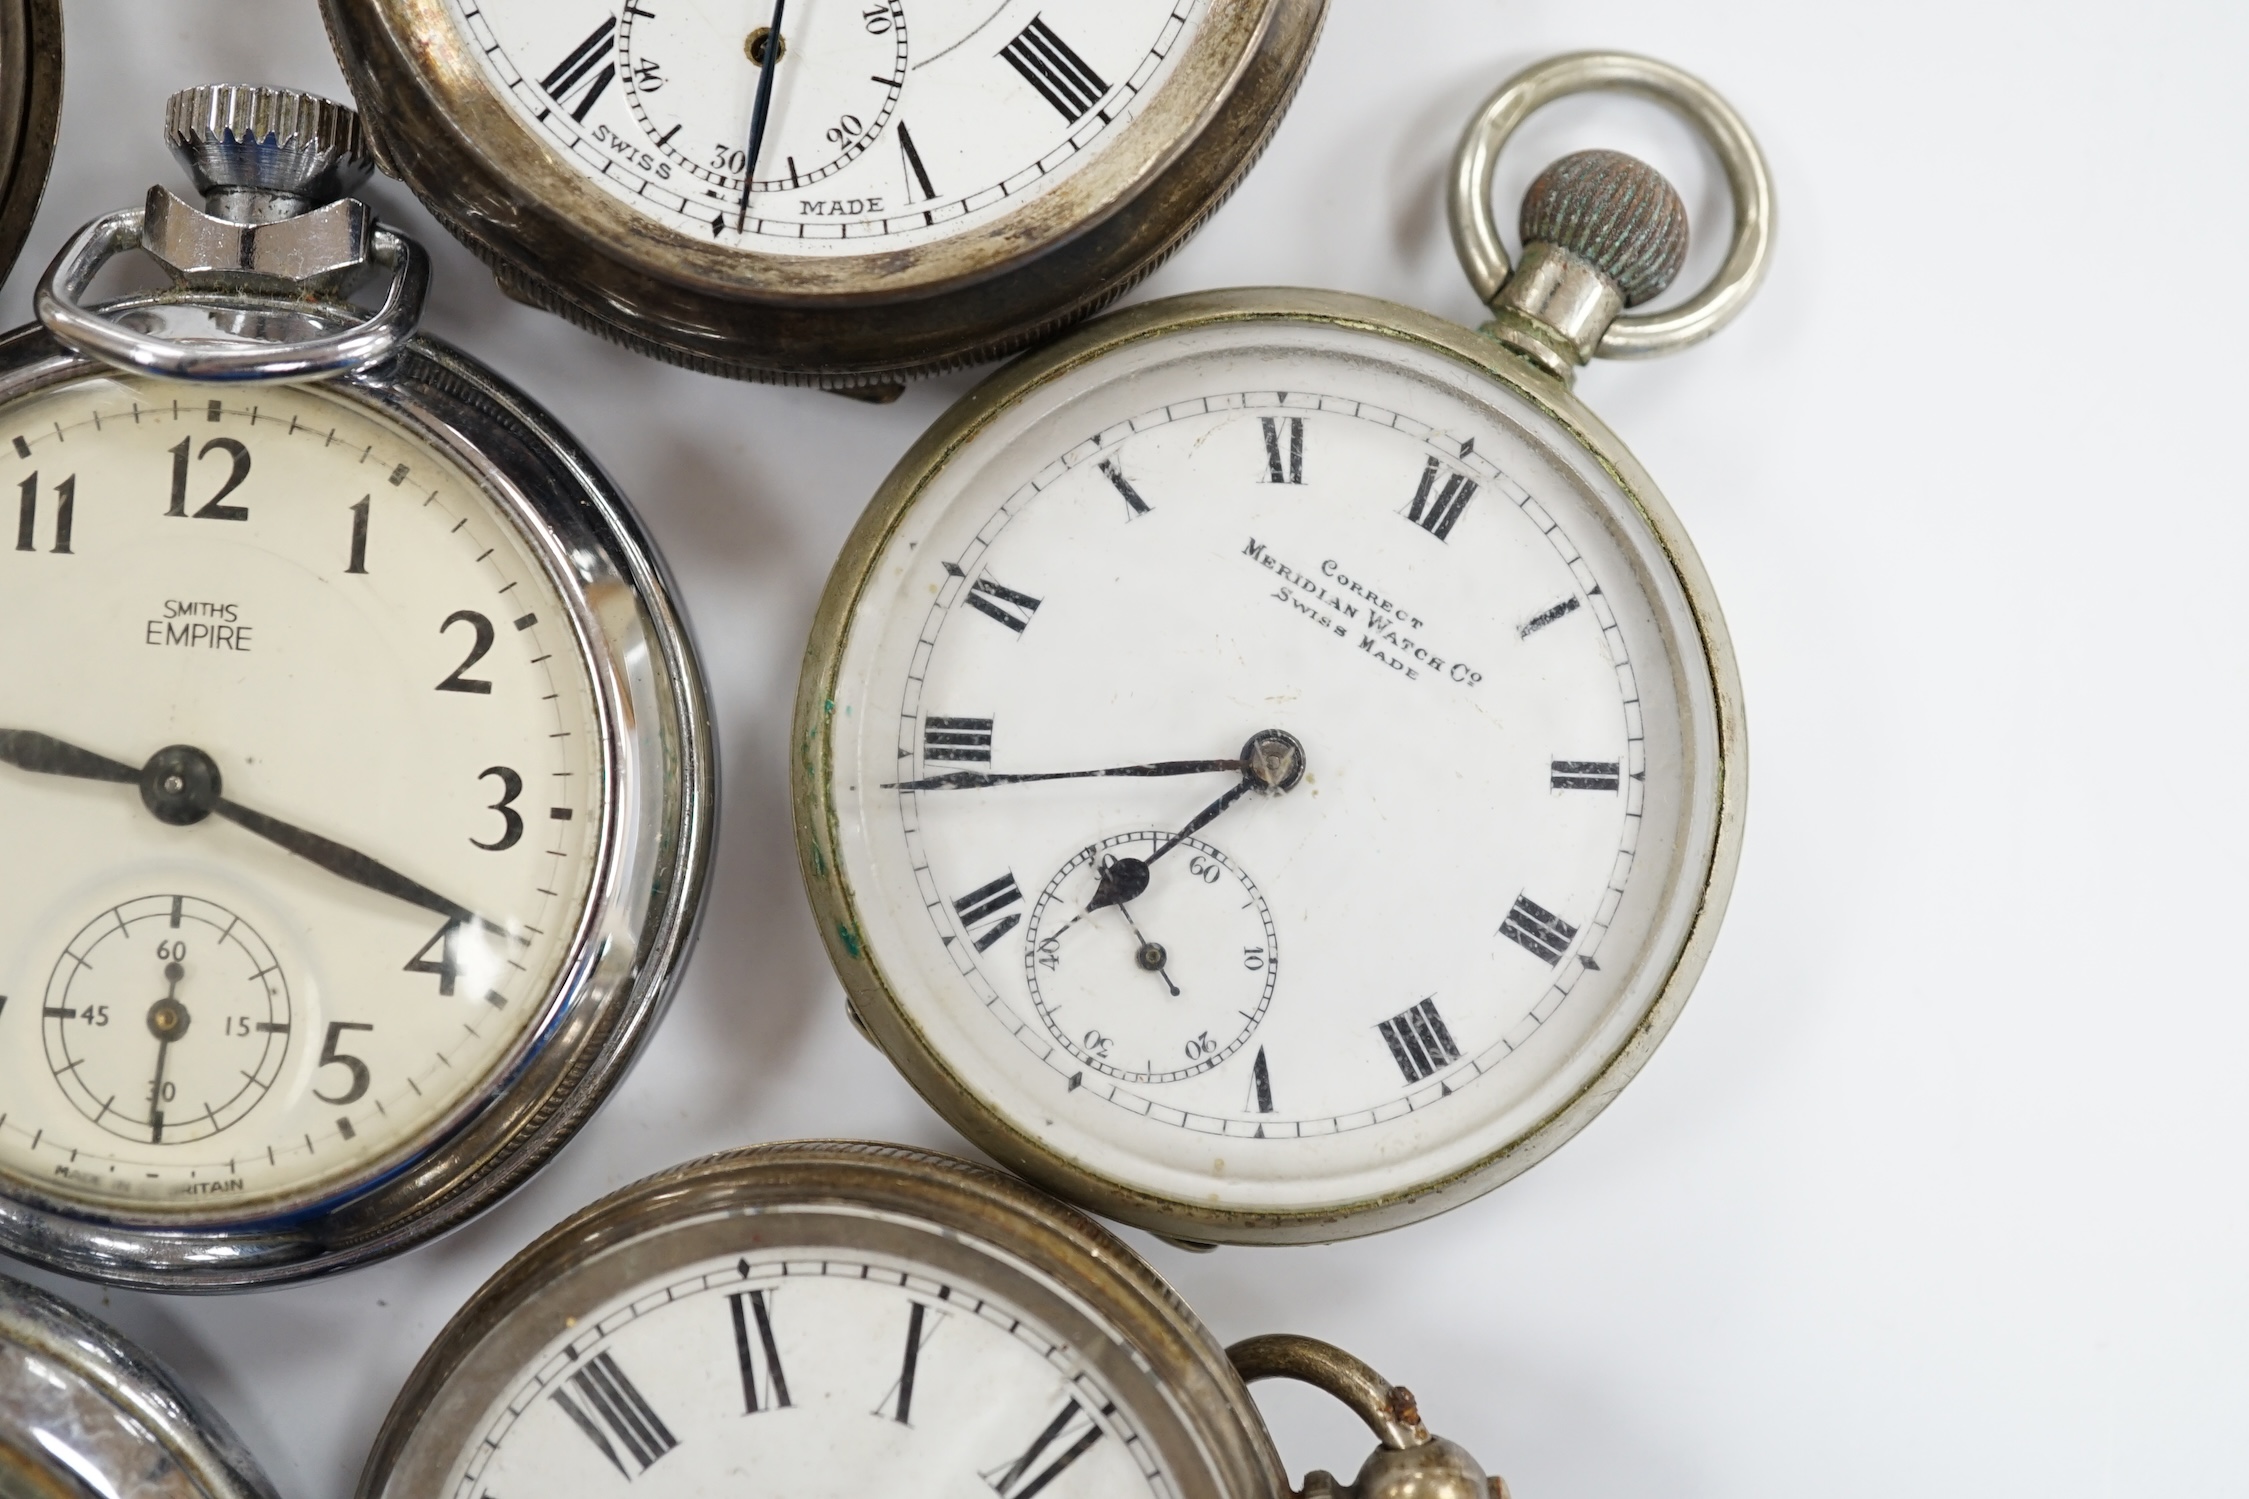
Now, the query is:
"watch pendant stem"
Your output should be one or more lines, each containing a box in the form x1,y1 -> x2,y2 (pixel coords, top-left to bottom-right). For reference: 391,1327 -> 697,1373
1229,1335 -> 1508,1499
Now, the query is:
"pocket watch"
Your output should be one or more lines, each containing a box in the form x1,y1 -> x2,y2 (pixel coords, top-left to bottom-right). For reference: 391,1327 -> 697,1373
358,1141 -> 1509,1499
1,1269 -> 280,1498
317,0 -> 1327,394
0,86 -> 714,1289
0,0 -> 60,287
792,53 -> 1773,1244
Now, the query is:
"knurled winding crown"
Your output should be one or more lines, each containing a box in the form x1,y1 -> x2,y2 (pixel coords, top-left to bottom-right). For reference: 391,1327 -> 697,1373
164,85 -> 373,218
1519,148 -> 1688,307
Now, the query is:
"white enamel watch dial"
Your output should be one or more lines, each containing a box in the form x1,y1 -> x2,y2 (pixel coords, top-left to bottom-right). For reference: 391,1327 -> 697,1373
457,0 -> 1206,253
798,292 -> 1741,1241
321,0 -> 1324,383
360,1145 -> 1290,1499
0,376 -> 602,1210
448,1249 -> 1173,1497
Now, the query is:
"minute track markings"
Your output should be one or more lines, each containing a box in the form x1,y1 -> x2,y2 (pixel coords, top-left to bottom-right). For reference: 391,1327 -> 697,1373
887,387 -> 1641,1134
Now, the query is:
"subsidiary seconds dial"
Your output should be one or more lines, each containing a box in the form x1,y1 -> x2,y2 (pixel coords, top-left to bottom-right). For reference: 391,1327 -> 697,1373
617,1 -> 906,197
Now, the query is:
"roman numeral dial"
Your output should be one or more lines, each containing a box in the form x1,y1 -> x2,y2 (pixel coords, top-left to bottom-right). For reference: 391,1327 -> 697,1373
985,1398 -> 1107,1497
552,1352 -> 678,1478
451,1255 -> 1170,1499
458,0 -> 1212,254
542,18 -> 618,123
1002,18 -> 1110,122
842,358 -> 1686,1181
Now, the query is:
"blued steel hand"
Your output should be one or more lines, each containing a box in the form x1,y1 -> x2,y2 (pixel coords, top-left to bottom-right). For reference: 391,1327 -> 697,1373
888,757 -> 1244,792
739,0 -> 790,229
0,730 -> 477,924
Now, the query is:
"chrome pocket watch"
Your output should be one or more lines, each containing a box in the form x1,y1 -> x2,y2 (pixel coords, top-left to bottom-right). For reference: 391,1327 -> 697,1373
0,87 -> 713,1289
793,54 -> 1773,1244
0,0 -> 59,287
317,0 -> 1326,394
1,1270 -> 280,1498
359,1141 -> 1510,1499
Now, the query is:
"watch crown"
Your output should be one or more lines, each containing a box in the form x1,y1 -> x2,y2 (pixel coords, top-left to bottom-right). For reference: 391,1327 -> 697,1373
163,85 -> 374,222
1483,149 -> 1691,382
1519,148 -> 1690,308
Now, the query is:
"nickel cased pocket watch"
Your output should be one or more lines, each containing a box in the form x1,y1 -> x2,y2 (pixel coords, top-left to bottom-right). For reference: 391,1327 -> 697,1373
0,1270 -> 281,1498
316,0 -> 1327,394
359,1141 -> 1512,1499
0,0 -> 60,288
792,54 -> 1774,1244
0,86 -> 714,1289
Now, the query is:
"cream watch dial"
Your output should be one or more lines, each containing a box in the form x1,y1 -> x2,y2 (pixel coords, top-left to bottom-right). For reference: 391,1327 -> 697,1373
821,316 -> 1723,1215
455,0 -> 1209,252
0,375 -> 605,1213
447,1242 -> 1174,1498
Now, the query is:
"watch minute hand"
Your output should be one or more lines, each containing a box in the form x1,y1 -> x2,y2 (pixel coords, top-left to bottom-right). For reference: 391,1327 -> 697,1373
887,758 -> 1243,792
214,797 -> 475,926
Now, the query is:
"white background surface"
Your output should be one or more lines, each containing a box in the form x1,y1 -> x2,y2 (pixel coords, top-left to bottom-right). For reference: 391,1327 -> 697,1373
8,2 -> 2248,1495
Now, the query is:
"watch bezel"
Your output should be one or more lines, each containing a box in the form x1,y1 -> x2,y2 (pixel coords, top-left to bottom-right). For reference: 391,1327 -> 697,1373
317,0 -> 1327,385
0,1270 -> 280,1498
0,297 -> 716,1288
0,0 -> 61,292
791,287 -> 1748,1243
357,1142 -> 1291,1499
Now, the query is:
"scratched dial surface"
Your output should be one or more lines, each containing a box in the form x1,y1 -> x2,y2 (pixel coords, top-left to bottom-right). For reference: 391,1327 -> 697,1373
820,316 -> 1724,1216
0,375 -> 605,1215
437,1236 -> 1178,1499
451,0 -> 1209,253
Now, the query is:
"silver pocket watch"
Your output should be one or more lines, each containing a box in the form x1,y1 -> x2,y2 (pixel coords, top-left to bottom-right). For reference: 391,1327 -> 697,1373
0,0 -> 58,292
317,0 -> 1327,394
0,86 -> 714,1289
0,1269 -> 280,1498
792,53 -> 1773,1245
359,1141 -> 1512,1499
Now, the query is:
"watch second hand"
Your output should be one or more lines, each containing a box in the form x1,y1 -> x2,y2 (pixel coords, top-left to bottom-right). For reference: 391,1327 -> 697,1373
739,0 -> 790,231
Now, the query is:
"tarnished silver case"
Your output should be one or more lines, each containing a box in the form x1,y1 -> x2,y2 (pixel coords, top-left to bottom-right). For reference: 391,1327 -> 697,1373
0,296 -> 716,1290
1,1270 -> 278,1499
791,289 -> 1747,1245
359,1142 -> 1294,1499
0,0 -> 61,287
317,0 -> 1326,389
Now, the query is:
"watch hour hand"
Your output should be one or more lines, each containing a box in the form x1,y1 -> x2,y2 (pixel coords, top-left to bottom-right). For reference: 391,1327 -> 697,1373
887,757 -> 1244,792
0,728 -> 141,784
